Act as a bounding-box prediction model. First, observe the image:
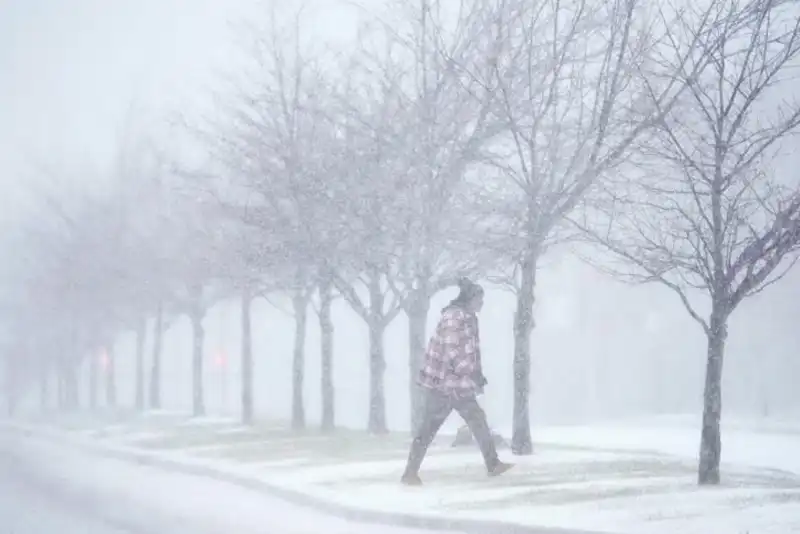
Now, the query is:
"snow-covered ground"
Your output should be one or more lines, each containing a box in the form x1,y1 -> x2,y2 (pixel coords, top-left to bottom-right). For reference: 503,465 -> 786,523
528,414 -> 800,475
7,413 -> 800,534
1,432 -> 475,534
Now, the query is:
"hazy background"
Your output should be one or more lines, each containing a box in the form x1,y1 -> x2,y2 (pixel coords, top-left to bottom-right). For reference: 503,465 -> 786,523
2,0 -> 799,434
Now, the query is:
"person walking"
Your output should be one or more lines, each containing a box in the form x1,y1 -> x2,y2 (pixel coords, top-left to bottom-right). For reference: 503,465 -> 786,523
401,278 -> 513,486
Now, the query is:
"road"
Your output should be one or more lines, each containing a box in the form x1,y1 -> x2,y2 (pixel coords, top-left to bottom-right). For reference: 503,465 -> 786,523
0,451 -> 137,534
0,431 -> 470,534
0,436 -> 216,534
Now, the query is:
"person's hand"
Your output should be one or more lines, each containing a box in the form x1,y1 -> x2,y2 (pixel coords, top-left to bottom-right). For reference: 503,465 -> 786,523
474,372 -> 488,395
477,373 -> 488,388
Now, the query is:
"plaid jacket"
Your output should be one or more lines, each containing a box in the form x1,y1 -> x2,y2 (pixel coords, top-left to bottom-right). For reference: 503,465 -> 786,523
418,306 -> 482,398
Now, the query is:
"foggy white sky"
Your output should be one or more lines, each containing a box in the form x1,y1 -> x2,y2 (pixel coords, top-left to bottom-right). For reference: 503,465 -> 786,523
0,0 -> 364,227
0,0 -> 248,219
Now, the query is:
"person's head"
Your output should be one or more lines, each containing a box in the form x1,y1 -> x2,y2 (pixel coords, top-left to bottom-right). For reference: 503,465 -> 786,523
450,277 -> 484,313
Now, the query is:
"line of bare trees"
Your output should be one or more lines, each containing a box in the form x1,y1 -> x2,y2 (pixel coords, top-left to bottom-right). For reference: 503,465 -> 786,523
1,0 -> 799,486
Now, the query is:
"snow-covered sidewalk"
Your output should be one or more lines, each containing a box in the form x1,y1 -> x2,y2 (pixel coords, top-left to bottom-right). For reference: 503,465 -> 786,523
529,414 -> 800,476
5,412 -> 800,534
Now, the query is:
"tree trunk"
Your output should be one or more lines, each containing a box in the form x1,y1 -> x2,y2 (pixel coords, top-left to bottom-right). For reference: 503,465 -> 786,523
319,278 -> 335,432
135,316 -> 146,411
105,348 -> 117,408
63,325 -> 80,411
56,361 -> 65,410
149,302 -> 163,410
39,363 -> 48,412
367,272 -> 388,435
4,356 -> 15,417
698,306 -> 728,485
512,251 -> 538,455
407,286 -> 430,433
6,379 -> 15,418
105,347 -> 116,408
367,318 -> 388,434
88,351 -> 98,410
191,310 -> 206,418
291,291 -> 307,430
63,355 -> 79,411
241,286 -> 254,425
67,365 -> 79,411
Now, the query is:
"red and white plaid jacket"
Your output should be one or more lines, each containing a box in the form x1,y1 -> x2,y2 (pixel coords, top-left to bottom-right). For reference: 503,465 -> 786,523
418,306 -> 481,398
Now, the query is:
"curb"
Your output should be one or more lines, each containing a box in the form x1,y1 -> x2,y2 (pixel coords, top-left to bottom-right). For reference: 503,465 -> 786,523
1,422 -> 610,534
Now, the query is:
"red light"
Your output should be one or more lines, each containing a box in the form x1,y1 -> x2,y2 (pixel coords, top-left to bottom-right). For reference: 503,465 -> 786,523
214,351 -> 227,368
99,349 -> 110,369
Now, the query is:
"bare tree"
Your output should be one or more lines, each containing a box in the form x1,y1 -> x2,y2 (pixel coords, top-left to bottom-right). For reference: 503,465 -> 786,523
149,301 -> 165,409
327,58 -> 410,435
352,0 -> 506,432
317,3 -> 493,434
218,222 -> 287,425
578,0 -> 800,484
88,114 -> 189,414
190,3 -> 348,428
135,150 -> 185,412
453,0 -> 741,454
316,277 -> 336,430
9,170 -> 155,414
207,0 -> 488,434
189,193 -> 297,424
166,188 -> 233,418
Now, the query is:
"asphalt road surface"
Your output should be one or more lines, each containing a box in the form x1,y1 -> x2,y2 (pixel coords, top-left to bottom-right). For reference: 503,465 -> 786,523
0,453 -> 137,534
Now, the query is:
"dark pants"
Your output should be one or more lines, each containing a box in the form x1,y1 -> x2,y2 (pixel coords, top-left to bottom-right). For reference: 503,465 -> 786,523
404,389 -> 499,475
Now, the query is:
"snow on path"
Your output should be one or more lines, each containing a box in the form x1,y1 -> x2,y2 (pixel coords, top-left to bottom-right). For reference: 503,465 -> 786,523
519,415 -> 800,475
4,436 -> 475,534
15,414 -> 800,534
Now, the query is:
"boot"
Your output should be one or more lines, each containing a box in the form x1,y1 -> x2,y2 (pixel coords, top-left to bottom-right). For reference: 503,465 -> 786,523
401,472 -> 423,486
488,461 -> 513,477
